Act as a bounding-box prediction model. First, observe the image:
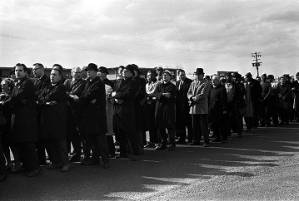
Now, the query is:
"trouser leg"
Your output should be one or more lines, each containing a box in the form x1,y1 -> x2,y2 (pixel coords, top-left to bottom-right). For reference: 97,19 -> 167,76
17,142 -> 39,171
192,114 -> 200,143
106,135 -> 115,157
199,114 -> 209,144
95,134 -> 109,162
36,141 -> 47,164
0,137 -> 7,174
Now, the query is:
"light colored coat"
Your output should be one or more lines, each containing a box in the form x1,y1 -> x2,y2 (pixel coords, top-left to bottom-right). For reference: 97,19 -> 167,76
187,80 -> 210,114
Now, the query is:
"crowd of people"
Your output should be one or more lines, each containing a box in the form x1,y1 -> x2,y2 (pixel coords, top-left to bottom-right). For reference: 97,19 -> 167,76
0,62 -> 299,182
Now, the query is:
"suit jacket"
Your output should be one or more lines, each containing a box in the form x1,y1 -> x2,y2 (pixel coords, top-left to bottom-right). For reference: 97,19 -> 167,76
176,78 -> 192,115
187,80 -> 210,115
33,74 -> 51,102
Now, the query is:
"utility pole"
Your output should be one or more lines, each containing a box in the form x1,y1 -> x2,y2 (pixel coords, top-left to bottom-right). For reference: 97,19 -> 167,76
251,52 -> 262,77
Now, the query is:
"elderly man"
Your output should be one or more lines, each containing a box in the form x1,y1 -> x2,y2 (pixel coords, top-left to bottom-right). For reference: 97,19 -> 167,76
64,67 -> 86,162
32,63 -> 51,165
39,65 -> 70,172
187,68 -> 210,147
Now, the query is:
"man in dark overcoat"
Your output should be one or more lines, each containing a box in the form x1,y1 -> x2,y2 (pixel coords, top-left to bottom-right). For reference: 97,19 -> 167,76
176,69 -> 192,144
76,63 -> 109,168
32,63 -> 51,165
209,75 -> 228,142
244,72 -> 262,130
112,65 -> 141,158
152,70 -> 177,151
6,63 -> 40,177
64,66 -> 86,162
39,65 -> 70,172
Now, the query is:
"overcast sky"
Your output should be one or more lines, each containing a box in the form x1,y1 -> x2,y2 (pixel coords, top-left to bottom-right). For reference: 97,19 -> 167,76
1,0 -> 299,76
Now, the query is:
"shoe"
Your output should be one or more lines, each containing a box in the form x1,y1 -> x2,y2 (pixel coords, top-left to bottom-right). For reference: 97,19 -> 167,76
11,162 -> 23,173
47,163 -> 62,169
26,168 -> 41,177
155,144 -> 167,150
168,144 -> 176,151
144,142 -> 156,148
212,138 -> 221,143
70,154 -> 81,162
176,138 -> 186,144
60,164 -> 71,172
190,142 -> 200,145
203,143 -> 209,147
81,158 -> 99,166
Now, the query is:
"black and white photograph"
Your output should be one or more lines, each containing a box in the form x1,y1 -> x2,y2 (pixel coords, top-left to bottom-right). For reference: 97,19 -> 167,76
0,0 -> 299,200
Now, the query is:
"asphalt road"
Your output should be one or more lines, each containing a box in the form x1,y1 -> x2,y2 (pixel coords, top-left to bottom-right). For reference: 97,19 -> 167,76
1,124 -> 299,201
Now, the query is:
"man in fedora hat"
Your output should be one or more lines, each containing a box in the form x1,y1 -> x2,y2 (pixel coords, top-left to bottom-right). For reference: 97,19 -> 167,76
187,68 -> 210,147
111,64 -> 142,159
74,63 -> 109,168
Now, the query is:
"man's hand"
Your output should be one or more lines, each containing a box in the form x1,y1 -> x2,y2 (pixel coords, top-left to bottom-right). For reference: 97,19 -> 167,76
69,94 -> 79,100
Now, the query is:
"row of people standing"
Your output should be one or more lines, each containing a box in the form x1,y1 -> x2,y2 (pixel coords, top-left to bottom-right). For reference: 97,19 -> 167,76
1,62 -> 299,182
0,62 -> 111,181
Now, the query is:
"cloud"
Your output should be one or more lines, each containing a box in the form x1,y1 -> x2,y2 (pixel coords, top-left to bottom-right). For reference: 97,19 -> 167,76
0,0 -> 299,76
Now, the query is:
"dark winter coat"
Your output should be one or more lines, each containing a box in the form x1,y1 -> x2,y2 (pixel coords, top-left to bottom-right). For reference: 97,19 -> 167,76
7,78 -> 38,142
33,74 -> 51,102
176,78 -> 192,116
113,77 -> 136,132
153,81 -> 177,129
39,82 -> 68,140
79,77 -> 107,136
208,85 -> 227,123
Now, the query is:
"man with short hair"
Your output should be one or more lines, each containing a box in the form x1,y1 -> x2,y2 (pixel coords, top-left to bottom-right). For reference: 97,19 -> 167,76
6,63 -> 40,176
64,67 -> 86,162
176,69 -> 192,144
32,63 -> 51,165
187,68 -> 210,147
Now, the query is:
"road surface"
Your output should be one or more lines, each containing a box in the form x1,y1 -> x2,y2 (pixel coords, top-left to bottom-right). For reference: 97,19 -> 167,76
1,124 -> 299,201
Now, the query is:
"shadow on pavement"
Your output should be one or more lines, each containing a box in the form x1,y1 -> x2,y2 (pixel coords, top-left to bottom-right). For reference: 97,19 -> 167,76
1,123 -> 299,200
